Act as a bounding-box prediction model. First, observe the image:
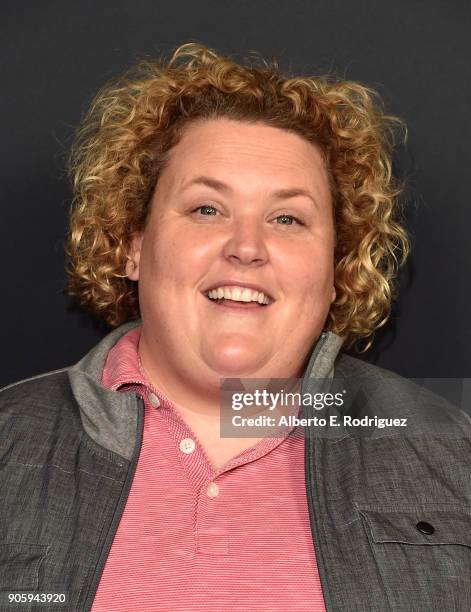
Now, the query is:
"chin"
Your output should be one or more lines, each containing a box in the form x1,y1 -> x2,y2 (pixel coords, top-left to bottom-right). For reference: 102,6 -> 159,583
203,342 -> 269,378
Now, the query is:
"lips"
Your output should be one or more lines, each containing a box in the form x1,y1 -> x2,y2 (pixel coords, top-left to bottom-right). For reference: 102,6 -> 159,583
201,280 -> 275,303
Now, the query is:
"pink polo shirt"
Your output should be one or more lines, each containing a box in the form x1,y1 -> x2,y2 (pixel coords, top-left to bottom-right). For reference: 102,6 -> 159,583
91,326 -> 326,611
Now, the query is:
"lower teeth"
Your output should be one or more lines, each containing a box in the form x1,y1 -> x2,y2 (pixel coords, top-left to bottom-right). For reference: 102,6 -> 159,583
210,297 -> 263,306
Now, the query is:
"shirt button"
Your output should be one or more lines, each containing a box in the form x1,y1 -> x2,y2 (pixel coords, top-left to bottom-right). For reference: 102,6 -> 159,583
149,393 -> 161,408
207,482 -> 219,498
416,521 -> 435,535
179,438 -> 196,454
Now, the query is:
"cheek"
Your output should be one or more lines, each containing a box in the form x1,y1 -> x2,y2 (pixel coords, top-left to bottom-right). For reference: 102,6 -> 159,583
277,242 -> 334,298
146,225 -> 219,282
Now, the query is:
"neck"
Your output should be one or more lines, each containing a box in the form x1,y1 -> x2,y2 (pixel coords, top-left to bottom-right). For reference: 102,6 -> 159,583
138,335 -> 223,419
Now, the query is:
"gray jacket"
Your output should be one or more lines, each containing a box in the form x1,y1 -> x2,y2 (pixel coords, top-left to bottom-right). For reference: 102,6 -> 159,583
1,320 -> 470,611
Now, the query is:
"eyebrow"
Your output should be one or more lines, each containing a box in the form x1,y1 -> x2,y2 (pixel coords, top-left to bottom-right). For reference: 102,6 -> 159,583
180,176 -> 319,209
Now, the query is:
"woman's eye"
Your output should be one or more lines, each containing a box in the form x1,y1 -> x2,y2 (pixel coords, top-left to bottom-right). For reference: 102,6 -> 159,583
275,214 -> 304,226
193,204 -> 218,216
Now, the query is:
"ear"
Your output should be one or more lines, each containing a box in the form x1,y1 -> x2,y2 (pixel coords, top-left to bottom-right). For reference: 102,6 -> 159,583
125,233 -> 144,281
331,286 -> 336,303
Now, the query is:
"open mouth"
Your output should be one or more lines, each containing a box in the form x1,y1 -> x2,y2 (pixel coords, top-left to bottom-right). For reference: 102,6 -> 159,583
202,288 -> 273,309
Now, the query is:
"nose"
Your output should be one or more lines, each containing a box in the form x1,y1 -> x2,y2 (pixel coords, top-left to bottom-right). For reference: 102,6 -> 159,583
222,216 -> 269,267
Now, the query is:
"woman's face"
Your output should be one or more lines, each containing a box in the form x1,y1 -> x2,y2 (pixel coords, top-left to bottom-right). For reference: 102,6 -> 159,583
129,118 -> 336,386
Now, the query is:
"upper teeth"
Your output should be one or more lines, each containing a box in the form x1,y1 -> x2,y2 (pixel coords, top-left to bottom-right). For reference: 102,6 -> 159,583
207,286 -> 270,304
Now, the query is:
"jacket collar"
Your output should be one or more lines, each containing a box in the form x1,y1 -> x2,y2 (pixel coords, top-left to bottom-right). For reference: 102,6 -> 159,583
68,320 -> 343,460
68,320 -> 142,460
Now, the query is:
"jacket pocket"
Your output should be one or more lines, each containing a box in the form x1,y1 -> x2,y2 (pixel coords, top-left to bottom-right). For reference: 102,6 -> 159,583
0,543 -> 49,591
358,507 -> 471,611
359,507 -> 471,547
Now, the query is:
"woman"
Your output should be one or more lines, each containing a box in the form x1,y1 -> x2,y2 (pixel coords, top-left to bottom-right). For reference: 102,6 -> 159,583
1,43 -> 469,611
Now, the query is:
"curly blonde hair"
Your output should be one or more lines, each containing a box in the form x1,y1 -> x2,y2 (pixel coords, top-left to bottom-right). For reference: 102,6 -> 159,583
66,42 -> 409,350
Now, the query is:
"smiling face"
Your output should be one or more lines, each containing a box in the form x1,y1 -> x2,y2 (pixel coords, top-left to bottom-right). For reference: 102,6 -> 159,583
128,118 -> 336,399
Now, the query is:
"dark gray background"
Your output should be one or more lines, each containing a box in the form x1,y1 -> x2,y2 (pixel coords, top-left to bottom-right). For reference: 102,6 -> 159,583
2,0 -> 470,387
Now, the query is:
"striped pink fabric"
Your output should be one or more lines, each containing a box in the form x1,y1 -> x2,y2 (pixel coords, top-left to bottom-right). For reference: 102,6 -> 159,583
91,326 -> 326,611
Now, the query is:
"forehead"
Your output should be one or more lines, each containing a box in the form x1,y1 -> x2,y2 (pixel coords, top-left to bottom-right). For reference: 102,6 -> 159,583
159,118 -> 331,201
